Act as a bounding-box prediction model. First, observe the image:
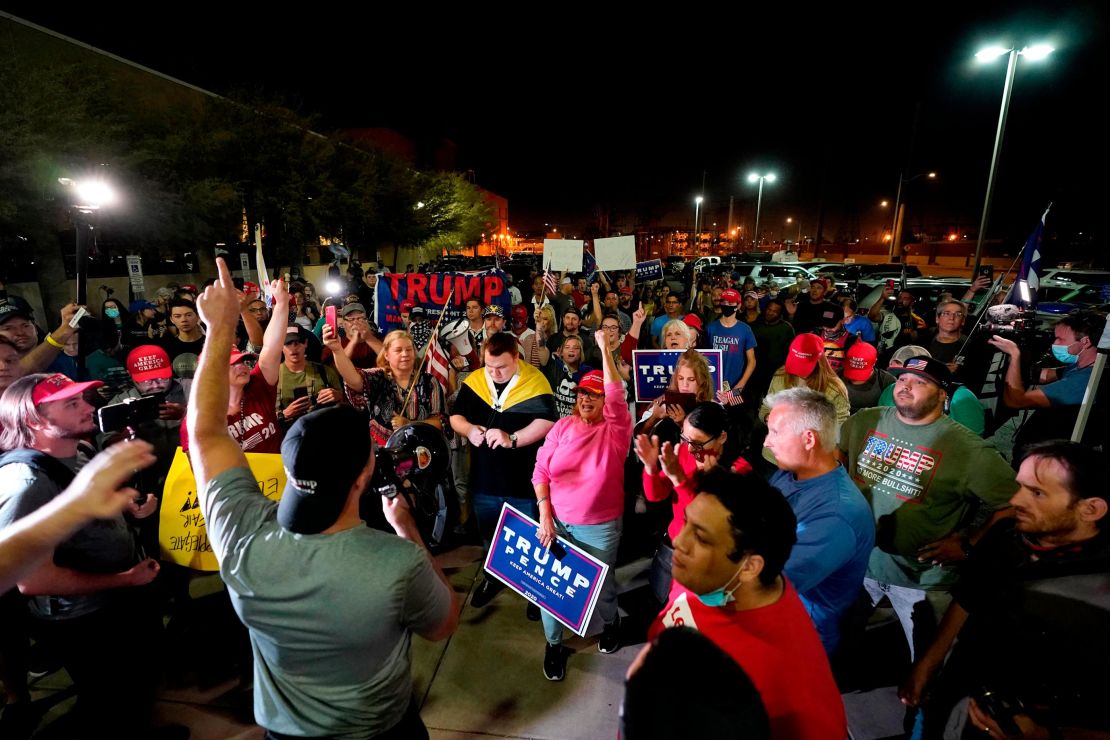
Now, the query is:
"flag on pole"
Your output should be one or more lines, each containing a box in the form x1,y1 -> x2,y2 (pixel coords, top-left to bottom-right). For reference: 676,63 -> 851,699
1007,204 -> 1050,307
426,334 -> 451,390
543,261 -> 558,297
582,248 -> 598,284
254,224 -> 273,307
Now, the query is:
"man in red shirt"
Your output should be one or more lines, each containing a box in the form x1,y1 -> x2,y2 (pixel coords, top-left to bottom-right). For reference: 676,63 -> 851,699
649,467 -> 846,738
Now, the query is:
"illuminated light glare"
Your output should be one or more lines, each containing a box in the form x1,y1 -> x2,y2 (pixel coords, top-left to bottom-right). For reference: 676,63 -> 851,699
880,200 -> 889,207
765,174 -> 776,183
326,281 -> 342,295
927,172 -> 937,179
1021,44 -> 1054,61
1018,280 -> 1031,303
74,180 -> 117,207
975,46 -> 1011,62
948,234 -> 958,241
695,196 -> 704,204
747,173 -> 760,183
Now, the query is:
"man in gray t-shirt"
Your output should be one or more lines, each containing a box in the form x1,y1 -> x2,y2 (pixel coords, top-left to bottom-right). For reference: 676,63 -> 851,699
189,261 -> 458,739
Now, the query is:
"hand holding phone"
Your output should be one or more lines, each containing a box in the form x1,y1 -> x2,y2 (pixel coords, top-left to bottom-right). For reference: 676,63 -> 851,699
326,306 -> 338,336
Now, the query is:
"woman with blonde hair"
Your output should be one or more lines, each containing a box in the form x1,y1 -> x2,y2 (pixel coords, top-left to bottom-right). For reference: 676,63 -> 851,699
325,326 -> 446,446
758,333 -> 850,425
531,305 -> 558,367
638,349 -> 714,442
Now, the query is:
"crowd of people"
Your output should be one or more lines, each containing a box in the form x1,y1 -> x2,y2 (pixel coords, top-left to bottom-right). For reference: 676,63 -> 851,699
0,256 -> 1106,740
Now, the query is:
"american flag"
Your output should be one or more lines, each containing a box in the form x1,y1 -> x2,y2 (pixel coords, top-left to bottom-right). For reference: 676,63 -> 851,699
719,388 -> 744,406
424,302 -> 453,390
543,262 -> 558,297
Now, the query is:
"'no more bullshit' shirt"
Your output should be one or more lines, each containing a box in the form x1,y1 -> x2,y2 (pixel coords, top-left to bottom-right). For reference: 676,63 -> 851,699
839,406 -> 1017,590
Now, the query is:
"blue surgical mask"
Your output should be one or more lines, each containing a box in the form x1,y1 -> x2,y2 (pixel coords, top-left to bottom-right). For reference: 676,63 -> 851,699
693,566 -> 743,607
1051,341 -> 1080,364
105,307 -> 120,319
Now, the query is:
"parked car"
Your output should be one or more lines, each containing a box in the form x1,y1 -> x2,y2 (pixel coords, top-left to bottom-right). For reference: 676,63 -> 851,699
727,262 -> 818,289
857,278 -> 973,328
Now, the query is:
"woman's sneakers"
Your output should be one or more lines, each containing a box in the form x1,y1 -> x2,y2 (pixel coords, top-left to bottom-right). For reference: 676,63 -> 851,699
598,616 -> 622,654
543,643 -> 569,681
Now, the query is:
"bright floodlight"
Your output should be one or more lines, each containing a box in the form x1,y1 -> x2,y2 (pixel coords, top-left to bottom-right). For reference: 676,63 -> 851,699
747,173 -> 760,183
1018,279 -> 1031,303
326,280 -> 342,295
765,174 -> 776,182
72,180 -> 117,208
1021,44 -> 1054,61
976,45 -> 1011,61
927,172 -> 937,178
695,196 -> 704,204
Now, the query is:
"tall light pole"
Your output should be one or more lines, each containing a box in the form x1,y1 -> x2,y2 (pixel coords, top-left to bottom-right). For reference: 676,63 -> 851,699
693,195 -> 704,253
970,42 -> 1054,275
887,171 -> 937,260
747,173 -> 776,248
786,217 -> 801,245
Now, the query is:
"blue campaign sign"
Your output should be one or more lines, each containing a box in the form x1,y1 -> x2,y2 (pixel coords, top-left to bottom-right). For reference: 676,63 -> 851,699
484,504 -> 609,637
375,268 -> 511,333
632,349 -> 725,403
635,259 -> 664,282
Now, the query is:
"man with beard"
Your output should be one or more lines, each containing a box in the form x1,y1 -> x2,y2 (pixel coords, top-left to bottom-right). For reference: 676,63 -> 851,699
0,374 -> 163,739
838,357 -> 1017,663
900,441 -> 1110,738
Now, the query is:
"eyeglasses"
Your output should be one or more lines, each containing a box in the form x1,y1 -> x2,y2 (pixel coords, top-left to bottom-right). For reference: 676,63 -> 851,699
601,324 -> 620,332
680,432 -> 720,454
938,311 -> 964,319
235,358 -> 257,369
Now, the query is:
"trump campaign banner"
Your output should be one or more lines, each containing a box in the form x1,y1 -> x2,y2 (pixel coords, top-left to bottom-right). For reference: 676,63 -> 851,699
631,348 -> 725,403
484,504 -> 609,637
635,259 -> 664,282
376,268 -> 511,332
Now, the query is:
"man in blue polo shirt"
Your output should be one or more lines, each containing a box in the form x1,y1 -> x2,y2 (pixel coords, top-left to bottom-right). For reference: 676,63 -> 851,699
763,387 -> 874,654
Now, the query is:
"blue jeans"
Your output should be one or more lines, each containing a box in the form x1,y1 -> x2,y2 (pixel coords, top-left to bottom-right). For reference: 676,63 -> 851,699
473,492 -> 537,546
541,517 -> 622,646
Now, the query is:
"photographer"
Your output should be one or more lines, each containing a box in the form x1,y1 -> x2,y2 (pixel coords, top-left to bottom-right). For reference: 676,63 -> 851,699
988,310 -> 1106,448
0,374 -> 163,738
901,441 -> 1110,739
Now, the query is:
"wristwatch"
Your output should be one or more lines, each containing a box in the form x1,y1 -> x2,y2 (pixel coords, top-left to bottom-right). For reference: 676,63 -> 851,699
510,433 -> 518,449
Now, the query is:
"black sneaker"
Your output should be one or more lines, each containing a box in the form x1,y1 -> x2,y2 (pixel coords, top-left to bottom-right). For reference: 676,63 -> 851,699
543,643 -> 568,681
526,603 -> 541,621
469,578 -> 505,608
598,616 -> 622,654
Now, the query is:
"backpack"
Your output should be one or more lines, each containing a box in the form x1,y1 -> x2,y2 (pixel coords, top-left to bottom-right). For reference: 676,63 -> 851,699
0,449 -> 76,488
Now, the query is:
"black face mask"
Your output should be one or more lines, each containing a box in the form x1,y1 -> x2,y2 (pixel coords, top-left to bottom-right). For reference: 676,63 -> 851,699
719,306 -> 738,317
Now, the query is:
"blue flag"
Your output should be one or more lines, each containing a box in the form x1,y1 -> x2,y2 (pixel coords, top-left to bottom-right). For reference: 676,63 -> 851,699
582,248 -> 598,283
1007,205 -> 1050,307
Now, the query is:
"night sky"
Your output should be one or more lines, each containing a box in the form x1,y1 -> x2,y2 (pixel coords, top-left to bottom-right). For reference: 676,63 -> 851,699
5,2 -> 1107,242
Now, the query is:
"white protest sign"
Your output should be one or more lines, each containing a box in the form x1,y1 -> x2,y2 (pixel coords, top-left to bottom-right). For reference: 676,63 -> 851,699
542,239 -> 584,272
594,236 -> 636,271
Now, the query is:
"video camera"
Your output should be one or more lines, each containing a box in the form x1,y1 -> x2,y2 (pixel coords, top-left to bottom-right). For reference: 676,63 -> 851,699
368,422 -> 451,546
976,304 -> 1040,337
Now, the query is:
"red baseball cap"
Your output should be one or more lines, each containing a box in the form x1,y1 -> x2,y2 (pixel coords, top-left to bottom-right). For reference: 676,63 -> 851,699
843,341 -> 878,382
400,299 -> 415,312
32,374 -> 104,406
682,313 -> 703,331
576,370 -> 605,395
229,349 -> 257,366
720,289 -> 741,305
784,333 -> 826,377
126,345 -> 172,382
619,286 -> 633,295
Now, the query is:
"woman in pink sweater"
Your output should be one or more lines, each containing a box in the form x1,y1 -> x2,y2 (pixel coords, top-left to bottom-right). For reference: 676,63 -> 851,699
532,330 -> 632,682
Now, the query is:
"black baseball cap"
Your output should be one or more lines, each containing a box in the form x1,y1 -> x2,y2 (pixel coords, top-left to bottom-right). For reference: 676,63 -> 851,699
890,355 -> 954,391
276,406 -> 374,534
0,302 -> 33,325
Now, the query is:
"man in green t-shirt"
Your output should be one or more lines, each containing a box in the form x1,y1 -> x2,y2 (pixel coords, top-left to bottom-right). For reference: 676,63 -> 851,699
276,326 -> 344,428
839,356 -> 1017,661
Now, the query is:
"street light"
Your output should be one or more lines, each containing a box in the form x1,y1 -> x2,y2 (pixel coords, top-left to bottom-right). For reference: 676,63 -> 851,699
747,173 -> 776,248
694,196 -> 704,253
786,217 -> 801,244
887,171 -> 937,260
971,42 -> 1054,275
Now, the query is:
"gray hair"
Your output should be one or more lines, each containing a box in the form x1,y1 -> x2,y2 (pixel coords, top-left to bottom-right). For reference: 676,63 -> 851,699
890,345 -> 930,366
935,298 -> 966,317
763,387 -> 839,453
661,318 -> 695,347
